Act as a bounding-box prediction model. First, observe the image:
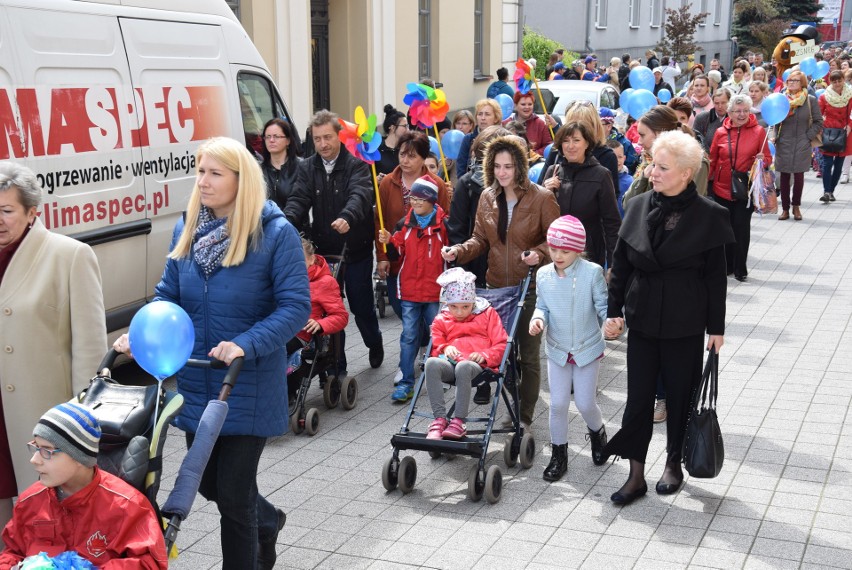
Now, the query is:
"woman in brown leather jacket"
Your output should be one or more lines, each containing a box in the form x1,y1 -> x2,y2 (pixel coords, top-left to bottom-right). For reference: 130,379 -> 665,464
442,136 -> 559,426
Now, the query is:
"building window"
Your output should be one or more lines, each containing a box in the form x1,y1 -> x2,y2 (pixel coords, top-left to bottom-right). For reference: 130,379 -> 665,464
629,0 -> 640,28
595,0 -> 608,28
714,0 -> 722,25
699,0 -> 708,25
474,0 -> 483,75
226,0 -> 239,19
650,0 -> 663,27
419,0 -> 431,80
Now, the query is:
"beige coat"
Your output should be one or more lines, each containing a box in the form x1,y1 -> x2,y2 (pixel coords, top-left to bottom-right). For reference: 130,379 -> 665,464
0,219 -> 106,492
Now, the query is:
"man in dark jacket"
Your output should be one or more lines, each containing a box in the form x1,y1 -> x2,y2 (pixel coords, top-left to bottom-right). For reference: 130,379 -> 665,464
618,53 -> 632,91
651,68 -> 673,98
693,89 -> 730,153
285,110 -> 384,375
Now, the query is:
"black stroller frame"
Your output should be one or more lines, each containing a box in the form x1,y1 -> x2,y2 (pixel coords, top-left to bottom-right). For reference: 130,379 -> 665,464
381,267 -> 536,504
288,243 -> 358,436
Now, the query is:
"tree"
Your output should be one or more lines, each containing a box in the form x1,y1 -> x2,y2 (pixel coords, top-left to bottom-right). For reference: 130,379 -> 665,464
777,0 -> 823,24
733,0 -> 788,57
522,27 -> 577,80
655,4 -> 710,63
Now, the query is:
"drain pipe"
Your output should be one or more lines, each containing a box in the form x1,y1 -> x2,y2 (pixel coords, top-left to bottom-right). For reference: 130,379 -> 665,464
585,0 -> 593,53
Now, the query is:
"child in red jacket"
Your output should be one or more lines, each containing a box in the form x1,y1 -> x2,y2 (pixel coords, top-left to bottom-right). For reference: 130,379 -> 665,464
378,176 -> 449,403
0,403 -> 167,568
287,238 -> 349,395
423,268 -> 508,440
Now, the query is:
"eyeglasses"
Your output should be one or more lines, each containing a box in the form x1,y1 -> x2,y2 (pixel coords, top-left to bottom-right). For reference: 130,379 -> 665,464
409,197 -> 428,204
264,134 -> 288,141
27,441 -> 62,460
395,123 -> 408,130
731,109 -> 750,115
786,79 -> 801,83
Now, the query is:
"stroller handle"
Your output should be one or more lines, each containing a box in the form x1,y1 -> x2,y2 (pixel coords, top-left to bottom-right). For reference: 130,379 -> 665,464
97,348 -> 121,373
186,357 -> 244,401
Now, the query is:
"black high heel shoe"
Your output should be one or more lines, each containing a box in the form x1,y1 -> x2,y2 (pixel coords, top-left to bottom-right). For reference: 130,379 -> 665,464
611,482 -> 648,505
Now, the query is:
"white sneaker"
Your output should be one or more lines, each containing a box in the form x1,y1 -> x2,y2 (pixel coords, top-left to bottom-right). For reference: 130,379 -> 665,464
842,173 -> 849,184
393,368 -> 403,386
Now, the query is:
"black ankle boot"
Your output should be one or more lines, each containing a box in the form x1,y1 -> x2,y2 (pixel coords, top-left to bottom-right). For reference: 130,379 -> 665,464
587,425 -> 608,466
543,443 -> 568,482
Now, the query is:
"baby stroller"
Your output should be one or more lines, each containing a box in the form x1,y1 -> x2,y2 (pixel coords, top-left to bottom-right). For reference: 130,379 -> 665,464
288,245 -> 358,436
79,349 -> 244,554
381,267 -> 536,504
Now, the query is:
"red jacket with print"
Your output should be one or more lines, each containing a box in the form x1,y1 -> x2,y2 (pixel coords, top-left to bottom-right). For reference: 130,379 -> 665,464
429,305 -> 508,369
297,254 -> 349,343
387,206 -> 449,303
0,467 -> 168,569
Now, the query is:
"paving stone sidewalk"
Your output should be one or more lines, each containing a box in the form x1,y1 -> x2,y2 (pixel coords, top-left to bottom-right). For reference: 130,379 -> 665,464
167,171 -> 852,569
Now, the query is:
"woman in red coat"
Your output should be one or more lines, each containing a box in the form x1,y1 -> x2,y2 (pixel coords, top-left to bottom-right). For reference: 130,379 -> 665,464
709,93 -> 772,282
818,70 -> 852,202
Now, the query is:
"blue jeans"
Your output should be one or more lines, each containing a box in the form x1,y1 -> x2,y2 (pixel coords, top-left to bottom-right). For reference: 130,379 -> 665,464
186,433 -> 279,570
399,300 -> 440,385
822,153 -> 845,194
336,257 -> 383,376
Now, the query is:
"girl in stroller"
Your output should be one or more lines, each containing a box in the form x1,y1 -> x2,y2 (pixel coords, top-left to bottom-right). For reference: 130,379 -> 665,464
423,268 -> 508,440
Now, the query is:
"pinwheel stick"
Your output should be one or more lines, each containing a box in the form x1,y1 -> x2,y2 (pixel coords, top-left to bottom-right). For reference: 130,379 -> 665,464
432,125 -> 451,184
531,76 -> 556,141
370,162 -> 387,253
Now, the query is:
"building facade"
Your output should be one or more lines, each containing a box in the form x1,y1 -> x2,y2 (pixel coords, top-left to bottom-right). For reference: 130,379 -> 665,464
230,0 -> 522,133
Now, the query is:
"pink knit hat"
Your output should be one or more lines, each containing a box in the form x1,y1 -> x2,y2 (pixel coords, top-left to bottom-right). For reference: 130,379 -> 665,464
437,267 -> 476,303
547,215 -> 586,252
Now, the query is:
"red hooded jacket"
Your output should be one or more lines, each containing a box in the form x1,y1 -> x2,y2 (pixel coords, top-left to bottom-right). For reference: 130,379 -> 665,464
297,254 -> 349,343
387,206 -> 449,303
0,468 -> 167,569
429,304 -> 508,370
709,114 -> 772,201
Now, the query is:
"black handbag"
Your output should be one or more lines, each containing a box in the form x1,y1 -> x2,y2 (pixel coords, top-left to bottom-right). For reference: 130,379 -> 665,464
682,348 -> 724,478
727,131 -> 750,202
822,127 -> 847,153
79,375 -> 162,446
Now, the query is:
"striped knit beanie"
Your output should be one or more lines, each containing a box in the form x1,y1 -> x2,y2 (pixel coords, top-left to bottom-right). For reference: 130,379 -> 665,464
410,176 -> 439,205
547,215 -> 586,253
33,403 -> 101,468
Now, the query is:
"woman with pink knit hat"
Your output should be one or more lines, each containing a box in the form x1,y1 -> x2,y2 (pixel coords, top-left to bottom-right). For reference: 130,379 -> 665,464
529,216 -> 608,482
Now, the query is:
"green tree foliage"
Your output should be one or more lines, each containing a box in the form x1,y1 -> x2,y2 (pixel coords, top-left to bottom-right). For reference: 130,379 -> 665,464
733,0 -> 788,57
522,27 -> 576,80
655,4 -> 709,62
777,0 -> 823,24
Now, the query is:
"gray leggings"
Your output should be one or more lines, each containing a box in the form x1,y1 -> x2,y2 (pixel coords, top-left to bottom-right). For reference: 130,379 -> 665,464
547,357 -> 603,445
424,357 -> 483,419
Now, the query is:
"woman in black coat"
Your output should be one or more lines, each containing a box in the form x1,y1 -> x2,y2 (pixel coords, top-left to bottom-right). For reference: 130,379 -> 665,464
260,118 -> 301,214
602,130 -> 733,506
542,122 -> 621,268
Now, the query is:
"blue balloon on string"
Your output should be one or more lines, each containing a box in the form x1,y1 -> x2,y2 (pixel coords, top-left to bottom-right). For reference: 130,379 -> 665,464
629,66 -> 655,91
782,69 -> 791,82
528,162 -> 544,183
657,88 -> 672,103
428,136 -> 439,157
815,60 -> 830,78
629,89 -> 657,119
761,93 -> 791,126
543,143 -> 553,158
768,141 -> 776,157
441,129 -> 464,160
620,88 -> 635,113
799,57 -> 817,77
129,301 -> 195,381
495,93 -> 514,120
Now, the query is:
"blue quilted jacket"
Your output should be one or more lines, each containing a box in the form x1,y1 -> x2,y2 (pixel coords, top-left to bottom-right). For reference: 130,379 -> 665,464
155,202 -> 311,437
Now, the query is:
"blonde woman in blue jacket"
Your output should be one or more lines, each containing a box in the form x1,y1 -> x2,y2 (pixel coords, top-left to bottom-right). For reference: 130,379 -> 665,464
529,215 -> 608,482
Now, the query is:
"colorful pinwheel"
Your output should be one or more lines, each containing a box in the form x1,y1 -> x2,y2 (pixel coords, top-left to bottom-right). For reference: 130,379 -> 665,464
513,58 -> 533,94
337,106 -> 382,164
403,83 -> 449,129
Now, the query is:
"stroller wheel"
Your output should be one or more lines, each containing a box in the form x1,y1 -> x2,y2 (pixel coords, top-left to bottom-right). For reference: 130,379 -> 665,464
467,465 -> 484,502
397,456 -> 417,494
323,376 -> 341,409
305,408 -> 320,436
381,457 -> 399,491
484,465 -> 503,504
503,433 -> 518,468
289,412 -> 304,435
376,287 -> 386,318
519,432 -> 536,469
340,376 -> 358,410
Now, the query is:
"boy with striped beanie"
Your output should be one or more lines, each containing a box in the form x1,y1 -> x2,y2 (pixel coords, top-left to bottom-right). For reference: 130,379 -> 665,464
0,402 -> 167,567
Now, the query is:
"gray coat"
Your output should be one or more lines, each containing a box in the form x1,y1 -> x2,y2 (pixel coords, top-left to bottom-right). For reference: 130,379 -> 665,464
773,95 -> 822,173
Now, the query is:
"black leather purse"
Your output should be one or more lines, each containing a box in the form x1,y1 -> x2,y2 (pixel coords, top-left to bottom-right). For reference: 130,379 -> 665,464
79,375 -> 162,447
682,348 -> 724,478
727,132 -> 750,202
822,127 -> 847,153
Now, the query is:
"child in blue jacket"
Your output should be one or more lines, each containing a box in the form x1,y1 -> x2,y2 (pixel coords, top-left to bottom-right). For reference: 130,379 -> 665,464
529,216 -> 608,483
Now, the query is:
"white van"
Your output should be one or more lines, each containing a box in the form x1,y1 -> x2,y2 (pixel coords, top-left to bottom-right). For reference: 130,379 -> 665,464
0,0 -> 297,333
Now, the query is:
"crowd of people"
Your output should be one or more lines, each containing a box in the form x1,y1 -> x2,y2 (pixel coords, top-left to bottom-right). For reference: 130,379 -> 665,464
0,35 -> 845,568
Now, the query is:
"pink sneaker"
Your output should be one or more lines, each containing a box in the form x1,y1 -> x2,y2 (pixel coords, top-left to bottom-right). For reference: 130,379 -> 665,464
442,418 -> 467,440
427,417 -> 448,440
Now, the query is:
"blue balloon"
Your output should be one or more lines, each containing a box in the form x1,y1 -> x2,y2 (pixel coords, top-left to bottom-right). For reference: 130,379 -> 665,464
799,57 -> 817,77
657,88 -> 672,103
495,93 -> 514,120
543,143 -> 553,159
129,301 -> 194,380
761,93 -> 791,126
629,66 -> 655,92
441,129 -> 464,160
629,89 -> 657,119
782,69 -> 791,82
428,136 -> 439,157
528,162 -> 544,183
768,141 -> 776,157
816,60 -> 830,78
815,88 -> 826,98
620,88 -> 635,113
